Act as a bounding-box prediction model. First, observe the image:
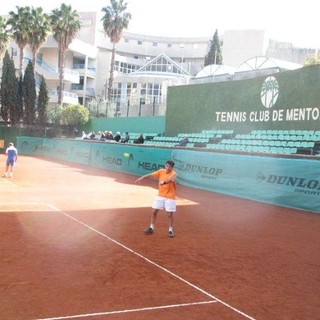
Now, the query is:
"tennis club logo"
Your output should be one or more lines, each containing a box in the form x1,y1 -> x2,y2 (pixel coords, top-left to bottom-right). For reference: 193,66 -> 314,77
261,76 -> 279,108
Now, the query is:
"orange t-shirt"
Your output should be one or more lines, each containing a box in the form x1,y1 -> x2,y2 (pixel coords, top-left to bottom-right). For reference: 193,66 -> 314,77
151,169 -> 176,200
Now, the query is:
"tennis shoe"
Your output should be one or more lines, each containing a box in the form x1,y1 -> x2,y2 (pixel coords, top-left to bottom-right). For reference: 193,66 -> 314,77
144,227 -> 154,234
168,230 -> 175,238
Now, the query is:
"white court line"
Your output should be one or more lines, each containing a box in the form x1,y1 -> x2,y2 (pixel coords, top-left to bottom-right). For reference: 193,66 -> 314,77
45,203 -> 256,320
0,178 -> 16,186
2,202 -> 46,205
35,300 -> 216,320
0,202 -> 57,212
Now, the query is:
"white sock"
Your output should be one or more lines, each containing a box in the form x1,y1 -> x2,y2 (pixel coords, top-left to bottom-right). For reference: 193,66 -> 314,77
150,224 -> 155,229
169,227 -> 173,232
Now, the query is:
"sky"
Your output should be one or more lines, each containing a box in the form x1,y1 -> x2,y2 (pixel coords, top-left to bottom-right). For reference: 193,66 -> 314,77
1,0 -> 319,49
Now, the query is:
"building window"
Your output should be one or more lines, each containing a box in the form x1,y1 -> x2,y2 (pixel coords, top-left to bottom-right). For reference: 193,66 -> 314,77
167,43 -> 172,48
142,83 -> 162,104
112,82 -> 163,106
111,83 -> 122,103
153,42 -> 157,47
37,52 -> 43,63
114,60 -> 140,74
81,19 -> 92,26
140,83 -> 146,96
124,38 -> 129,43
138,40 -> 142,45
125,82 -> 138,105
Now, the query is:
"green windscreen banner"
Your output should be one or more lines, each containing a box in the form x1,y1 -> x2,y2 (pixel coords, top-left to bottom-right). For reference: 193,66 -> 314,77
17,137 -> 172,176
171,149 -> 320,213
166,65 -> 320,136
17,137 -> 319,213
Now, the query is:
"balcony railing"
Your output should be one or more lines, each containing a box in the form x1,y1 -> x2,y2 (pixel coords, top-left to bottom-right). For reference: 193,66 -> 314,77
49,90 -> 79,104
73,64 -> 96,72
71,84 -> 95,96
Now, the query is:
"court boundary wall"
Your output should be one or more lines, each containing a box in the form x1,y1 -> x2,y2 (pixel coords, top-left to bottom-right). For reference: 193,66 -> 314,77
166,65 -> 320,136
17,136 -> 320,213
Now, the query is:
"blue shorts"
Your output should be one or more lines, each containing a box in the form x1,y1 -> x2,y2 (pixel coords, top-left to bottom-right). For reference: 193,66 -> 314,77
6,159 -> 15,166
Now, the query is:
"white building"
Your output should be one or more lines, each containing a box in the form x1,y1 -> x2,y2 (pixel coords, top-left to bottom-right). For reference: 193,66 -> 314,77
0,11 -> 313,117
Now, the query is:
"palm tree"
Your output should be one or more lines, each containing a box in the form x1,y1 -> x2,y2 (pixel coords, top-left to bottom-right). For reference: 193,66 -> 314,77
27,7 -> 51,68
7,6 -> 31,76
50,4 -> 81,105
0,16 -> 10,58
101,0 -> 131,103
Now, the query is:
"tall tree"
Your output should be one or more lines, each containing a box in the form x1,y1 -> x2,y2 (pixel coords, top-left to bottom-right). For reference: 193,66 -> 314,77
101,0 -> 131,102
0,51 -> 20,123
0,16 -> 10,58
27,7 -> 51,68
23,61 -> 36,124
7,6 -> 31,76
50,4 -> 81,106
204,29 -> 223,66
37,76 -> 49,127
17,76 -> 24,123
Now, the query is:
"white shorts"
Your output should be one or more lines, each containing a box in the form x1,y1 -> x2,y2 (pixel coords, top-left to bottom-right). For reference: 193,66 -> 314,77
152,196 -> 176,212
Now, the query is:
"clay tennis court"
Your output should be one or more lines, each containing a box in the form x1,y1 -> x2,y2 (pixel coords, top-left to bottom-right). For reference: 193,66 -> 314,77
1,154 -> 319,320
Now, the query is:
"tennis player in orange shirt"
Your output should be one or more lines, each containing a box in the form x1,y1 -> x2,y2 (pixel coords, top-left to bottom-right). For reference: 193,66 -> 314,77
135,160 -> 177,238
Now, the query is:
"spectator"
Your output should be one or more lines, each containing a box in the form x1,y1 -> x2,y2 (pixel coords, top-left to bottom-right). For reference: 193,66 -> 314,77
114,131 -> 121,142
121,132 -> 130,143
175,135 -> 189,147
105,131 -> 113,141
95,131 -> 102,140
134,133 -> 144,144
81,131 -> 88,139
100,131 -> 106,141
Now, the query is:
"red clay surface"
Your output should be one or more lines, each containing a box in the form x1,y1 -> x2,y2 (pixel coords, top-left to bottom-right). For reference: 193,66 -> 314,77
0,155 -> 319,320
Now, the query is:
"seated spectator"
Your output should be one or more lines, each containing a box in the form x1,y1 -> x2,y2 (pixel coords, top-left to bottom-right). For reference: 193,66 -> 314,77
100,131 -> 106,141
81,131 -> 88,139
89,131 -> 96,140
134,133 -> 144,144
175,135 -> 189,147
113,131 -> 121,142
121,132 -> 130,143
95,131 -> 102,140
105,131 -> 113,141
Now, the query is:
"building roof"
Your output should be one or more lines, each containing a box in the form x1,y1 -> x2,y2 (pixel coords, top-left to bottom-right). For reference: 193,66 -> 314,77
193,56 -> 303,83
132,53 -> 191,77
236,56 -> 302,73
195,64 -> 236,78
